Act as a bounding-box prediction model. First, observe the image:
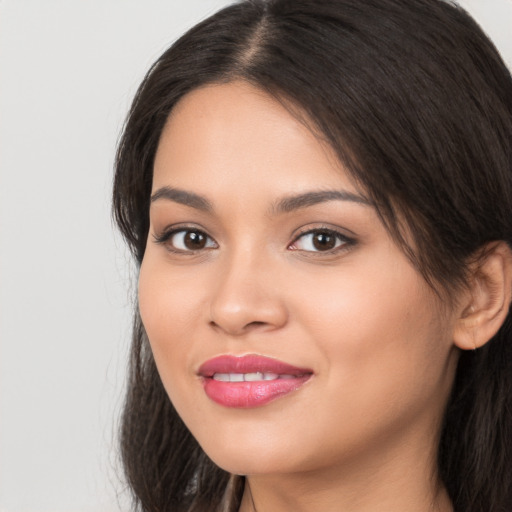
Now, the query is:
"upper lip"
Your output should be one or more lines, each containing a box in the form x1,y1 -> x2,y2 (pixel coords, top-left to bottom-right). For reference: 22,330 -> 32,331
198,354 -> 313,377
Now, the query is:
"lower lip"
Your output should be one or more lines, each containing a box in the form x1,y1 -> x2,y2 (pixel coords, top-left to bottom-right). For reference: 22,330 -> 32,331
202,376 -> 311,408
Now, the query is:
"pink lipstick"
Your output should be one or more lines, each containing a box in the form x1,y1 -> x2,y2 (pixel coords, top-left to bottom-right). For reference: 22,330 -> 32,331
198,355 -> 312,408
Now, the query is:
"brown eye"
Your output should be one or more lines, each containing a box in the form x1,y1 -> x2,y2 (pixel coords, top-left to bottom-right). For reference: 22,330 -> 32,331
290,229 -> 350,252
184,231 -> 207,250
163,229 -> 217,252
312,232 -> 336,251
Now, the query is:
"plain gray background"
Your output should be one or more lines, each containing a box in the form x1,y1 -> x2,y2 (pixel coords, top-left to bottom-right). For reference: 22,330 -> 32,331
0,1 -> 510,511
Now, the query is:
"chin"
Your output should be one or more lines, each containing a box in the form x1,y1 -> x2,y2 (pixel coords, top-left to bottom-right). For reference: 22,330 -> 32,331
193,425 -> 304,476
206,449 -> 292,476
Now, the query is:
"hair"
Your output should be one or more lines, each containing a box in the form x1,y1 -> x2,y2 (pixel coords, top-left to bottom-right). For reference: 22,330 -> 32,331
112,0 -> 512,510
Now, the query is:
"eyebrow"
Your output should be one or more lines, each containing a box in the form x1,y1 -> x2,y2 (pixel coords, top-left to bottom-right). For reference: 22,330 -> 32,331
150,186 -> 371,214
150,186 -> 213,212
272,190 -> 371,214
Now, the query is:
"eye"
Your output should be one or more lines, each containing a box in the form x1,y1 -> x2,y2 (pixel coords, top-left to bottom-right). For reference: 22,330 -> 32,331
289,229 -> 351,252
154,228 -> 217,253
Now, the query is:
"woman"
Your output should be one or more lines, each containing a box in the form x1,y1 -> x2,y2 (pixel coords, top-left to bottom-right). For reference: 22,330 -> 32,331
113,0 -> 512,510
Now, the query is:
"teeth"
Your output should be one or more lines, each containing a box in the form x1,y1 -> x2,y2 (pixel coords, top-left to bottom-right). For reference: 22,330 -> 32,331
213,373 -> 231,382
244,372 -> 263,382
212,373 -> 294,382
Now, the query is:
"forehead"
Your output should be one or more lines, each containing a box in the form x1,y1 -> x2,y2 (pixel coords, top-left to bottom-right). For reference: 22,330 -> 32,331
152,81 -> 359,199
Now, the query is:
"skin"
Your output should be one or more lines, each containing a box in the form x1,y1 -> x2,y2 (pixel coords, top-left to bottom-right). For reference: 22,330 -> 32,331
138,81 -> 463,511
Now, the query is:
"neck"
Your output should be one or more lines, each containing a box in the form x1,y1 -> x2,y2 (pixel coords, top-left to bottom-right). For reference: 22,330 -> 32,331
239,470 -> 452,512
238,429 -> 453,512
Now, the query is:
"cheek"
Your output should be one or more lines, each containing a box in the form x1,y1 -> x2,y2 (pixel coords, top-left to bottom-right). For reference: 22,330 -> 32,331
138,254 -> 205,384
296,256 -> 429,344
296,256 -> 453,413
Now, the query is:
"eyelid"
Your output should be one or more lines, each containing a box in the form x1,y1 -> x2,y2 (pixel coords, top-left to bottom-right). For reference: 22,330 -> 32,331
152,224 -> 218,253
152,223 -> 356,255
288,226 -> 356,253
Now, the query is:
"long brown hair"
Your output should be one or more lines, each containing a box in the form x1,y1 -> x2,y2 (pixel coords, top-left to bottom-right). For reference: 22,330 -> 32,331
113,1 -> 512,510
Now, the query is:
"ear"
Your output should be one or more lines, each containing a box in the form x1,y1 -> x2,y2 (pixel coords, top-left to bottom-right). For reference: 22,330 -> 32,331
453,241 -> 512,350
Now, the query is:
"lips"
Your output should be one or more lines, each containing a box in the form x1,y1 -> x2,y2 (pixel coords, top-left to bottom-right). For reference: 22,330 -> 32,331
198,355 -> 313,408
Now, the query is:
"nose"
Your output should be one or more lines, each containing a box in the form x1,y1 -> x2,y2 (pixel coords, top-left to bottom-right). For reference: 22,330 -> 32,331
208,252 -> 288,336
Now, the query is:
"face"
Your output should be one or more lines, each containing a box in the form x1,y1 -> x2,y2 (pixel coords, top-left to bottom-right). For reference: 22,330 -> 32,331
139,81 -> 459,477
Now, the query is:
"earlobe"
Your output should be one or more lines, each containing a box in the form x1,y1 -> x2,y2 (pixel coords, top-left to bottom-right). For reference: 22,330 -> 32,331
453,242 -> 512,351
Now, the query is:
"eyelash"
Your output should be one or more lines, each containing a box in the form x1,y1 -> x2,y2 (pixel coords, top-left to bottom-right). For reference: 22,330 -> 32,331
288,227 -> 355,255
153,226 -> 356,255
153,226 -> 218,254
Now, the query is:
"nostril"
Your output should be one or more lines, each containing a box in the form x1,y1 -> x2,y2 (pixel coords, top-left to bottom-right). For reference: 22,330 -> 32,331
209,320 -> 268,332
208,314 -> 281,337
247,321 -> 266,328
241,321 -> 269,332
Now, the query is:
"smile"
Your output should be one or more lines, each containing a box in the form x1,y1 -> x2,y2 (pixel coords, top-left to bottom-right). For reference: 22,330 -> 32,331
198,355 -> 313,408
212,372 -> 297,382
